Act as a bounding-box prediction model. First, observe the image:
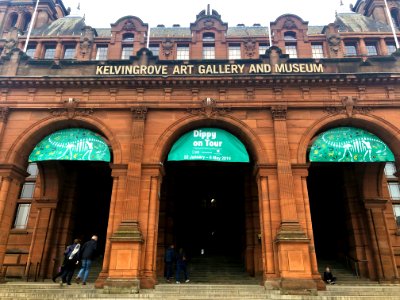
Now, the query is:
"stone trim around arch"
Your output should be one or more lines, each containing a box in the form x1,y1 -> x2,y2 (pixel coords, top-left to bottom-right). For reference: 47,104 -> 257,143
4,115 -> 122,166
149,114 -> 268,165
297,114 -> 400,165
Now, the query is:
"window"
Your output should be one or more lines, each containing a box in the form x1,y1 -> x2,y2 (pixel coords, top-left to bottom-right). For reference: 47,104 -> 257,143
121,46 -> 133,59
6,13 -> 18,30
122,33 -> 134,42
63,45 -> 76,59
345,43 -> 357,56
284,31 -> 297,41
22,13 -> 32,32
13,163 -> 38,230
387,43 -> 397,55
148,44 -> 159,57
259,43 -> 269,56
44,45 -> 56,59
96,45 -> 108,60
366,43 -> 378,56
203,44 -> 215,59
13,204 -> 31,230
391,8 -> 400,28
311,44 -> 324,58
203,32 -> 215,42
385,162 -> 400,227
177,44 -> 190,60
285,44 -> 297,58
228,44 -> 241,59
25,45 -> 36,57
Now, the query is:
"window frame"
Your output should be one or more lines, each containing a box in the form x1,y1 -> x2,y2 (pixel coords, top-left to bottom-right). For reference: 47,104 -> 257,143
202,43 -> 215,59
344,43 -> 357,56
228,43 -> 241,59
44,44 -> 56,59
311,44 -> 324,59
177,44 -> 190,60
365,42 -> 378,56
63,45 -> 76,59
95,45 -> 108,60
121,45 -> 134,60
285,43 -> 298,58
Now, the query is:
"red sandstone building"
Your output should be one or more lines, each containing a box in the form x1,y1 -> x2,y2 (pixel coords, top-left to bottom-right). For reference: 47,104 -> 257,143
0,0 -> 399,294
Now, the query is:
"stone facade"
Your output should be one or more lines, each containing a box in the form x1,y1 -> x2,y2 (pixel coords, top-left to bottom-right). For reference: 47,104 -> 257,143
0,0 -> 398,295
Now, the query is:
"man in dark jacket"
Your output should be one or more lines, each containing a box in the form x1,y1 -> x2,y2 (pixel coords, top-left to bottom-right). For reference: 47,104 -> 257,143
164,244 -> 176,282
75,235 -> 98,285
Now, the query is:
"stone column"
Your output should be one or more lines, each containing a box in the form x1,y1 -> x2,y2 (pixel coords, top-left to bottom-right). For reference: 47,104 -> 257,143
0,108 -> 9,148
95,164 -> 127,288
104,108 -> 147,293
0,164 -> 28,281
54,42 -> 63,60
140,164 -> 164,288
254,164 -> 278,288
364,198 -> 399,282
293,164 -> 325,290
270,106 -> 315,292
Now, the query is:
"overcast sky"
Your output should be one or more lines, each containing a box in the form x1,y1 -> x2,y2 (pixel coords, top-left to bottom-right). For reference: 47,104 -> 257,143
62,0 -> 357,28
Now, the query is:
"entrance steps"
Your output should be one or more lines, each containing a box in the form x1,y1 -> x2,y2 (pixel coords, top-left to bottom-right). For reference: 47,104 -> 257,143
1,282 -> 400,299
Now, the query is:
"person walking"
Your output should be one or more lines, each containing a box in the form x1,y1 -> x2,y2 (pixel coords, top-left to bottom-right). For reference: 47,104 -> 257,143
75,235 -> 98,285
175,248 -> 189,284
164,244 -> 176,282
59,238 -> 81,285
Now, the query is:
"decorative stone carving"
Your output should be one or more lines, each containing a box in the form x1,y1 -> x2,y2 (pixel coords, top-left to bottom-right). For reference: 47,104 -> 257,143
324,96 -> 372,117
271,106 -> 287,120
244,39 -> 256,58
187,97 -> 231,118
51,98 -> 93,119
122,20 -> 136,31
327,34 -> 341,56
283,18 -> 297,29
0,107 -> 10,123
80,26 -> 95,58
204,19 -> 215,29
1,27 -> 19,58
131,107 -> 148,120
162,39 -> 174,58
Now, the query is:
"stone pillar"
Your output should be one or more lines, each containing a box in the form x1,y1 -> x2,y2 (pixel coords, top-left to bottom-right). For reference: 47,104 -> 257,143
140,164 -> 164,288
364,198 -> 399,282
25,199 -> 57,279
104,108 -> 147,293
54,42 -> 63,60
379,38 -> 388,55
95,164 -> 127,288
0,164 -> 29,281
293,164 -> 325,290
254,164 -> 278,288
0,108 -> 9,148
270,106 -> 315,293
358,39 -> 367,56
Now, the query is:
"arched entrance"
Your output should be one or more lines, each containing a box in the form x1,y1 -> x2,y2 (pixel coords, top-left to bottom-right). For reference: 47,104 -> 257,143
17,128 -> 114,280
306,126 -> 398,281
157,128 -> 261,283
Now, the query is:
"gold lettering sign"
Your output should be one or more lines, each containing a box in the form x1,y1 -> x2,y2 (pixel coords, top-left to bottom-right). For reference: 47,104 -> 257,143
95,63 -> 324,76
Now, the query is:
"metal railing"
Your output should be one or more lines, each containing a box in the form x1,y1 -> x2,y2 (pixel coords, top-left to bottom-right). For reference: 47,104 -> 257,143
345,255 -> 368,278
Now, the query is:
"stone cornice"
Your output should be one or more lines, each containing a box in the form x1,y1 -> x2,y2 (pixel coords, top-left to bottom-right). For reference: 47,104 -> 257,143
0,73 -> 399,88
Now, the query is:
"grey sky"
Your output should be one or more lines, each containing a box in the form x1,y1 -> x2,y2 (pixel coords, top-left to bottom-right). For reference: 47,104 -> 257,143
62,0 -> 357,28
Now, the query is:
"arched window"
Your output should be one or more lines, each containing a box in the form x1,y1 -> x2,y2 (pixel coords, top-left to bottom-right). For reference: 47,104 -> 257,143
6,13 -> 18,30
391,8 -> 400,28
202,32 -> 215,42
284,31 -> 297,41
284,31 -> 297,58
22,13 -> 32,32
122,33 -> 135,42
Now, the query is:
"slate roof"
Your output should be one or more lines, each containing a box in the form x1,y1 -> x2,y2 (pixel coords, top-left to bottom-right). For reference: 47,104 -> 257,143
30,16 -> 86,36
151,26 -> 269,38
336,13 -> 393,32
308,26 -> 325,35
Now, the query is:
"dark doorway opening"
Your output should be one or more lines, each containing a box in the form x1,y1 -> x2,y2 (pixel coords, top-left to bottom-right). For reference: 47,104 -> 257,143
158,161 -> 259,283
307,163 -> 350,261
51,161 -> 112,280
166,162 -> 246,258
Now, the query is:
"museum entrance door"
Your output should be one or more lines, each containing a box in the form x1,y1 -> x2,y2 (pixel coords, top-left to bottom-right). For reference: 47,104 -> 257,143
157,127 -> 260,282
158,161 -> 258,282
307,127 -> 396,280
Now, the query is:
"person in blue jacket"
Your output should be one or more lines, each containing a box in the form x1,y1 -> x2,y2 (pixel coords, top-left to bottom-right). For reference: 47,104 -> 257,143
165,244 -> 176,282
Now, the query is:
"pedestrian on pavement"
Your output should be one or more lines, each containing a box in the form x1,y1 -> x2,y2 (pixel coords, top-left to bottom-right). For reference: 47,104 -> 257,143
75,235 -> 98,285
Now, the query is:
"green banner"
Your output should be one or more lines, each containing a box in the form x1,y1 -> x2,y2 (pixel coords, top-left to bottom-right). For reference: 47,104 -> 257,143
168,128 -> 249,163
310,127 -> 394,162
29,128 -> 111,162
